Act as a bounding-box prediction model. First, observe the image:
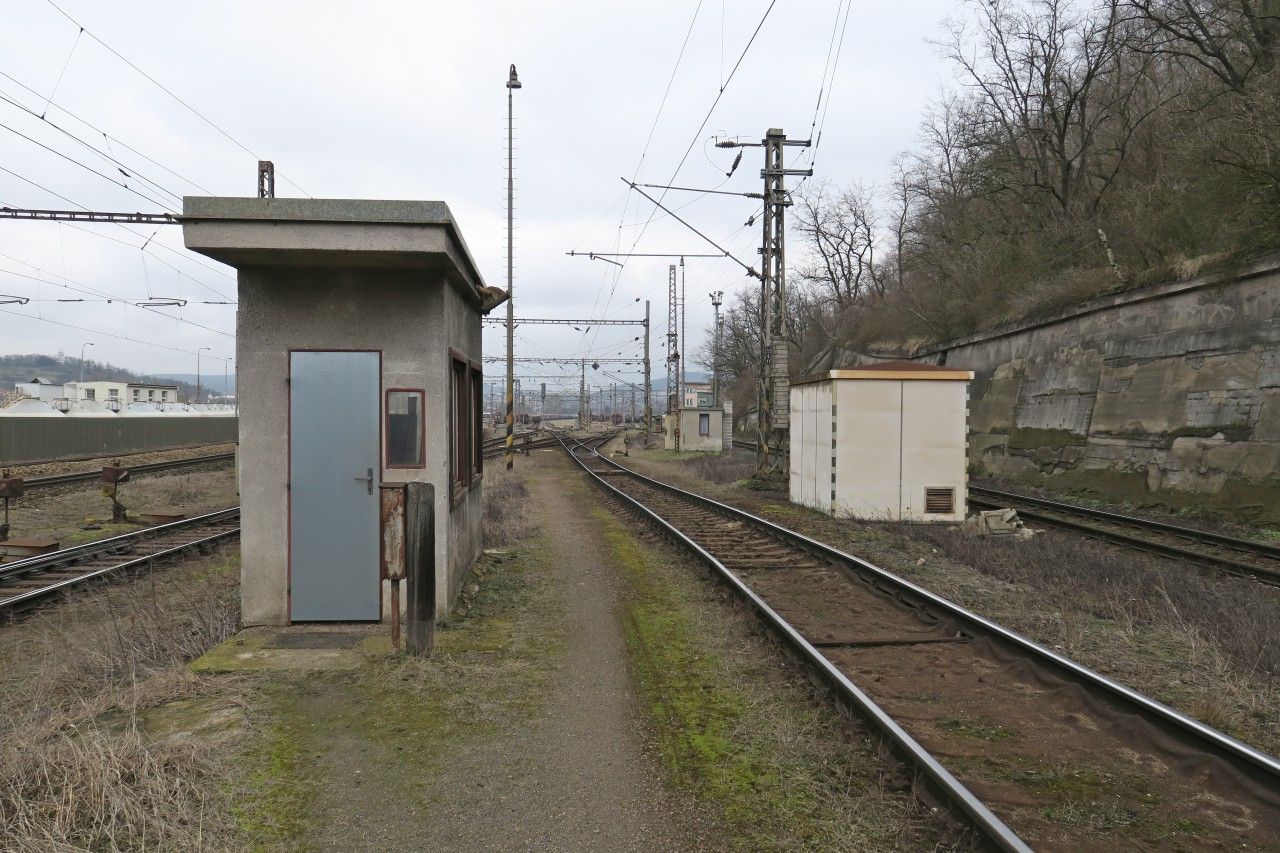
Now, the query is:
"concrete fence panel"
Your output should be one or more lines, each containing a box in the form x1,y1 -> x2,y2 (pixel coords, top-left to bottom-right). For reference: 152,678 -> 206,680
0,417 -> 238,465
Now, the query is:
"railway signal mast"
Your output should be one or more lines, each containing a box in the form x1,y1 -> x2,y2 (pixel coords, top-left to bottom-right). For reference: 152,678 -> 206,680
667,263 -> 680,449
717,129 -> 811,475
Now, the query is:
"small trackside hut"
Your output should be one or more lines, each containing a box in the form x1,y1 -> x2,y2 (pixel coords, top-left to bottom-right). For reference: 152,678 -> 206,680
182,198 -> 506,625
663,407 -> 725,452
789,361 -> 973,522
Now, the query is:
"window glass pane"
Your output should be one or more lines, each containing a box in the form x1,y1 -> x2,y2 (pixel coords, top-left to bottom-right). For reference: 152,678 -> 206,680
387,391 -> 423,467
699,413 -> 710,435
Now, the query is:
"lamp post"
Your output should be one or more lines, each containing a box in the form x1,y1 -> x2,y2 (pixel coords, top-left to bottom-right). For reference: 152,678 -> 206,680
78,342 -> 94,389
504,63 -> 521,470
196,346 -> 211,403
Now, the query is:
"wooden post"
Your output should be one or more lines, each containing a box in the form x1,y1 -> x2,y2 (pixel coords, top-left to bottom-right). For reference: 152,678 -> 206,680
404,482 -> 436,655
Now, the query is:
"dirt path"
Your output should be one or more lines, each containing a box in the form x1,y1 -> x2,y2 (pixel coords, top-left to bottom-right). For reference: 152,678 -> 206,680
407,456 -> 703,850
235,454 -> 706,851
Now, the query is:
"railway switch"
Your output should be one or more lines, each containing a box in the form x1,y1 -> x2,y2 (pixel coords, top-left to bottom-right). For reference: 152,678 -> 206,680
100,464 -> 131,522
0,470 -> 22,541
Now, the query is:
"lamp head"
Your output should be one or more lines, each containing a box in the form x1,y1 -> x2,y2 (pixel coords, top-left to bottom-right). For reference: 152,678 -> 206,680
507,64 -> 521,89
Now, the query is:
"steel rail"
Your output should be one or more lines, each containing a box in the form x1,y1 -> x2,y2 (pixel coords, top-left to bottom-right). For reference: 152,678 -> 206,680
564,435 -> 1280,792
557,433 -> 1030,852
970,486 -> 1280,585
17,451 -> 237,490
730,437 -> 1280,585
0,507 -> 240,612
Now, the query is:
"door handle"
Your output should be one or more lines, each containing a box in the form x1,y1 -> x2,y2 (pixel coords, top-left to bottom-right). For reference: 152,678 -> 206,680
354,468 -> 374,495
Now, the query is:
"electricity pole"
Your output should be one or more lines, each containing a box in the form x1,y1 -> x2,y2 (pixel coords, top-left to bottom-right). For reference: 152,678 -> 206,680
680,257 -> 687,417
504,64 -> 522,470
578,359 -> 588,429
715,129 -> 811,475
196,346 -> 210,403
643,300 -> 652,432
710,290 -> 724,406
666,264 -> 680,450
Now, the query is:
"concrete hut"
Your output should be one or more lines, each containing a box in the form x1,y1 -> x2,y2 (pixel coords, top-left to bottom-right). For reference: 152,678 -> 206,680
182,198 -> 506,625
789,361 -> 973,522
664,407 -> 725,452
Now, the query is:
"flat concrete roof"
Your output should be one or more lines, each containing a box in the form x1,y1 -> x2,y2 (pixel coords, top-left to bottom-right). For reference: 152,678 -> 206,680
181,197 -> 506,312
793,360 -> 973,386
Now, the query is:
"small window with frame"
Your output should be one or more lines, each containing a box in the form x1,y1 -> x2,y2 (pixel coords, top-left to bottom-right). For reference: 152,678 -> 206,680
386,389 -> 425,468
470,366 -> 483,478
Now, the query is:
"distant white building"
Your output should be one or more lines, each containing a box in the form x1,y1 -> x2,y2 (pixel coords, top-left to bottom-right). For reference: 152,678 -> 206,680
127,382 -> 180,404
14,376 -> 63,401
682,381 -> 714,409
63,380 -> 178,404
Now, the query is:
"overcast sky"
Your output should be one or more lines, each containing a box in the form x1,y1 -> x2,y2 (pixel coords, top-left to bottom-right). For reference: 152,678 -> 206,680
1,0 -> 963,394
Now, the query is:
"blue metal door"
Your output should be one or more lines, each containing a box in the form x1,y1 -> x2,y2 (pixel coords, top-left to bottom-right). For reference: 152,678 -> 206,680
289,351 -> 380,620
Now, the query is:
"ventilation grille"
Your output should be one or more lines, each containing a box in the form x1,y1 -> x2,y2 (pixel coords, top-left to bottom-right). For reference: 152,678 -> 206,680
925,487 -> 955,515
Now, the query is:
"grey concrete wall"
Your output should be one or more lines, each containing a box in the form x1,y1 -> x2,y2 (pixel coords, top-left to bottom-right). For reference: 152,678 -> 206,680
844,261 -> 1280,522
678,408 -> 724,452
237,267 -> 483,625
0,417 -> 236,465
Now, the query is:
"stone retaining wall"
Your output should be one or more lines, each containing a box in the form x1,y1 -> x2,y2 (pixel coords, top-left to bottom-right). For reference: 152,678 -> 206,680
835,261 -> 1280,523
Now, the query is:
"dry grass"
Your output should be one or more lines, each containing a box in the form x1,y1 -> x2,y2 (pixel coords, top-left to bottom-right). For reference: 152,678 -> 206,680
483,468 -> 537,547
0,550 -> 240,851
621,450 -> 1280,753
902,525 -> 1280,678
159,475 -> 204,506
685,448 -> 757,484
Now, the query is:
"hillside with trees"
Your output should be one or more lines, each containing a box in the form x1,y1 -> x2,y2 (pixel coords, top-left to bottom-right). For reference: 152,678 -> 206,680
705,0 -> 1280,408
0,353 -> 200,400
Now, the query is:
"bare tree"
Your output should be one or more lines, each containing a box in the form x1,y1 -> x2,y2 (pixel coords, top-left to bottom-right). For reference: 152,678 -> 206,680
944,0 -> 1167,216
1123,0 -> 1279,93
791,180 -> 886,315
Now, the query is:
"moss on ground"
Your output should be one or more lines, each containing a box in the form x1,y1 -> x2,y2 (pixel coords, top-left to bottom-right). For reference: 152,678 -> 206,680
936,716 -> 1020,742
226,540 -> 564,850
232,695 -> 318,847
592,505 -> 931,851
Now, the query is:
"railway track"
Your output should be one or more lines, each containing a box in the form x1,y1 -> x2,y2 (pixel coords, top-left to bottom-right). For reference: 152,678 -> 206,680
969,485 -> 1280,585
481,432 -> 559,457
731,436 -> 1280,585
17,451 -> 237,491
0,508 -> 240,614
563,433 -> 1280,851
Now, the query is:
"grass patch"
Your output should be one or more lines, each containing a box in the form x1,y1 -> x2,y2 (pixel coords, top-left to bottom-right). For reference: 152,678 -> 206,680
482,468 -> 538,547
228,538 -> 564,849
0,548 -> 242,850
593,504 -> 934,850
233,708 -> 316,845
936,716 -> 1020,741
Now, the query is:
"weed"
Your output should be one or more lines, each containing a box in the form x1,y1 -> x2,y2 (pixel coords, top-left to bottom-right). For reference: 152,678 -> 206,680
594,503 -> 937,850
0,549 -> 241,850
936,716 -> 1019,741
482,468 -> 537,547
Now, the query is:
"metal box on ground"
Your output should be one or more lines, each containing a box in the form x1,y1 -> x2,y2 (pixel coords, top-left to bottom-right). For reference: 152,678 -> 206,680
790,361 -> 972,522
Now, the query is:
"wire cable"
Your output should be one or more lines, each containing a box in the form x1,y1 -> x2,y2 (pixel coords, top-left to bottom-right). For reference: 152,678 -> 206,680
0,163 -> 234,300
0,69 -> 214,194
0,305 -> 230,361
0,87 -> 186,203
43,0 -> 312,197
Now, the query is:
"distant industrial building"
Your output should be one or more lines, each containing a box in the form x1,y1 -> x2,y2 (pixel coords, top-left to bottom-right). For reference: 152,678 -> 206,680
682,381 -> 714,409
790,361 -> 972,522
14,377 -> 61,401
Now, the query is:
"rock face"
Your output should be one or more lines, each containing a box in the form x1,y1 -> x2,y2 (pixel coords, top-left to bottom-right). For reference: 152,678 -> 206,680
834,260 -> 1280,523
